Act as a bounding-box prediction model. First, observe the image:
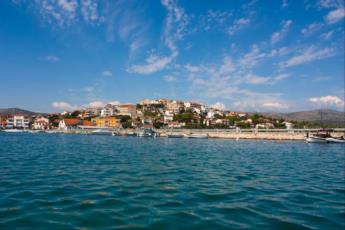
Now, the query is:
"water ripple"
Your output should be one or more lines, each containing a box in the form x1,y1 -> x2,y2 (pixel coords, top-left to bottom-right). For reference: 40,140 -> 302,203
0,133 -> 344,229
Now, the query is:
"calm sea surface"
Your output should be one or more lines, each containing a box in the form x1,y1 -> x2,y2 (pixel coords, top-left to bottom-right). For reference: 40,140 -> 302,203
0,133 -> 344,229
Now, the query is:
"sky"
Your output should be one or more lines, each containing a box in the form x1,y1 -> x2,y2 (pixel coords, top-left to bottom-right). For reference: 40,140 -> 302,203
0,0 -> 344,113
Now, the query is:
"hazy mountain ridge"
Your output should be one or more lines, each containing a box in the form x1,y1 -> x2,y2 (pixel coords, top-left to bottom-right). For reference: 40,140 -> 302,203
0,108 -> 46,116
252,109 -> 345,126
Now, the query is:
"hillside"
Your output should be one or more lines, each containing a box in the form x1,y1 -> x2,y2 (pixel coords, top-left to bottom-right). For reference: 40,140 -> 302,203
257,109 -> 345,127
0,108 -> 46,116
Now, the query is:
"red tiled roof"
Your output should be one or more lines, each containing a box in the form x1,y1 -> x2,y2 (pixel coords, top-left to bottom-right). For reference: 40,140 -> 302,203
64,118 -> 82,126
82,120 -> 94,126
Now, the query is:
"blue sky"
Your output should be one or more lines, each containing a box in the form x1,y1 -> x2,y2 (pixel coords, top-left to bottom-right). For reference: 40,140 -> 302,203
0,0 -> 344,112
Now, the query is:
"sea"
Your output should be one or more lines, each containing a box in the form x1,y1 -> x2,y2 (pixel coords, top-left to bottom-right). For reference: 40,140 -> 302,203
0,132 -> 344,229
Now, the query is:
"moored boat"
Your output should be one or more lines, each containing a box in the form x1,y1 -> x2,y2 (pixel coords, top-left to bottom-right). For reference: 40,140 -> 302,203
326,137 -> 345,143
3,129 -> 24,133
91,129 -> 112,135
187,133 -> 208,139
305,129 -> 344,143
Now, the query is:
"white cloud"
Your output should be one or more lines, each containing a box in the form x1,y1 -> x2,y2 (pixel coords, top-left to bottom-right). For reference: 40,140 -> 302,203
52,101 -> 75,111
262,101 -> 289,109
228,17 -> 250,35
325,7 -> 345,24
279,46 -> 335,68
185,64 -> 206,73
129,53 -> 177,75
164,75 -> 176,82
86,101 -> 106,108
211,102 -> 226,110
81,0 -> 98,23
239,45 -> 266,68
108,101 -> 121,105
301,22 -> 323,35
44,55 -> 60,62
320,30 -> 335,40
218,56 -> 236,75
309,95 -> 344,108
244,74 -> 271,84
128,0 -> 188,74
232,97 -> 289,112
271,20 -> 292,44
318,0 -> 343,9
33,0 -> 79,28
102,70 -> 112,77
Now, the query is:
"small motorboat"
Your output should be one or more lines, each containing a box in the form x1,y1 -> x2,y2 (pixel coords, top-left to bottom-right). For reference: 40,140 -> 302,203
306,129 -> 344,143
137,128 -> 157,138
91,129 -> 112,135
3,129 -> 24,133
187,133 -> 208,139
326,137 -> 345,143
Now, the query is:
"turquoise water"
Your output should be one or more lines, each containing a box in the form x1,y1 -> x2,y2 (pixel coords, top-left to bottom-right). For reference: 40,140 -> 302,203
0,133 -> 344,229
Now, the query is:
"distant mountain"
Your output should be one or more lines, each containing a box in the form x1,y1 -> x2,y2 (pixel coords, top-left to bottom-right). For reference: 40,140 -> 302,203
253,109 -> 345,126
0,108 -> 46,116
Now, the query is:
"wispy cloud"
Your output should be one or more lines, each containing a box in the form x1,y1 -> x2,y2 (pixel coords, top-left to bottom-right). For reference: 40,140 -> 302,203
325,7 -> 345,24
301,22 -> 323,35
43,55 -> 60,62
128,0 -> 189,75
51,101 -> 75,111
271,20 -> 292,44
262,101 -> 289,109
279,46 -> 335,68
81,0 -> 98,23
102,70 -> 112,77
164,75 -> 176,82
320,30 -> 335,40
228,17 -> 250,35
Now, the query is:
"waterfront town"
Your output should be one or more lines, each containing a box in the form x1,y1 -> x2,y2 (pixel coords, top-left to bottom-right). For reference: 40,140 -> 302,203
0,98 -> 298,131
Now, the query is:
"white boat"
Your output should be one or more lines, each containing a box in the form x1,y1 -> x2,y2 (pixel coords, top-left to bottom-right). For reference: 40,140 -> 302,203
326,137 -> 345,143
3,129 -> 24,133
91,129 -> 112,135
305,129 -> 344,143
187,133 -> 208,139
306,136 -> 328,143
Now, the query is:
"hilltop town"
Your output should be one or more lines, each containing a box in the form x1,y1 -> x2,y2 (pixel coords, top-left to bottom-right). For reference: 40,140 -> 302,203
1,99 -> 325,131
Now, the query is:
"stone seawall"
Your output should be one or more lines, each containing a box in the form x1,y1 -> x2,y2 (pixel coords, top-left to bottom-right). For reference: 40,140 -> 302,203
157,129 -> 345,141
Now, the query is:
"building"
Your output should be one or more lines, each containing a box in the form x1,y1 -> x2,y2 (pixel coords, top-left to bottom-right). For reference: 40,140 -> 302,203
32,116 -> 49,130
163,110 -> 174,123
167,121 -> 185,128
117,104 -> 137,117
82,107 -> 102,118
6,115 -> 30,129
256,122 -> 275,129
91,117 -> 118,128
283,121 -> 294,130
101,104 -> 116,117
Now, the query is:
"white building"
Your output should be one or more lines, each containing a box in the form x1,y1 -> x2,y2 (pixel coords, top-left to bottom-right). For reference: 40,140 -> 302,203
32,116 -> 49,130
164,110 -> 174,123
101,104 -> 116,117
6,115 -> 30,129
283,121 -> 294,130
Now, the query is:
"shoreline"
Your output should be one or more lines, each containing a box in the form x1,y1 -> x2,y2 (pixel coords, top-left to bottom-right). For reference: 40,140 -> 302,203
2,128 -> 344,141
